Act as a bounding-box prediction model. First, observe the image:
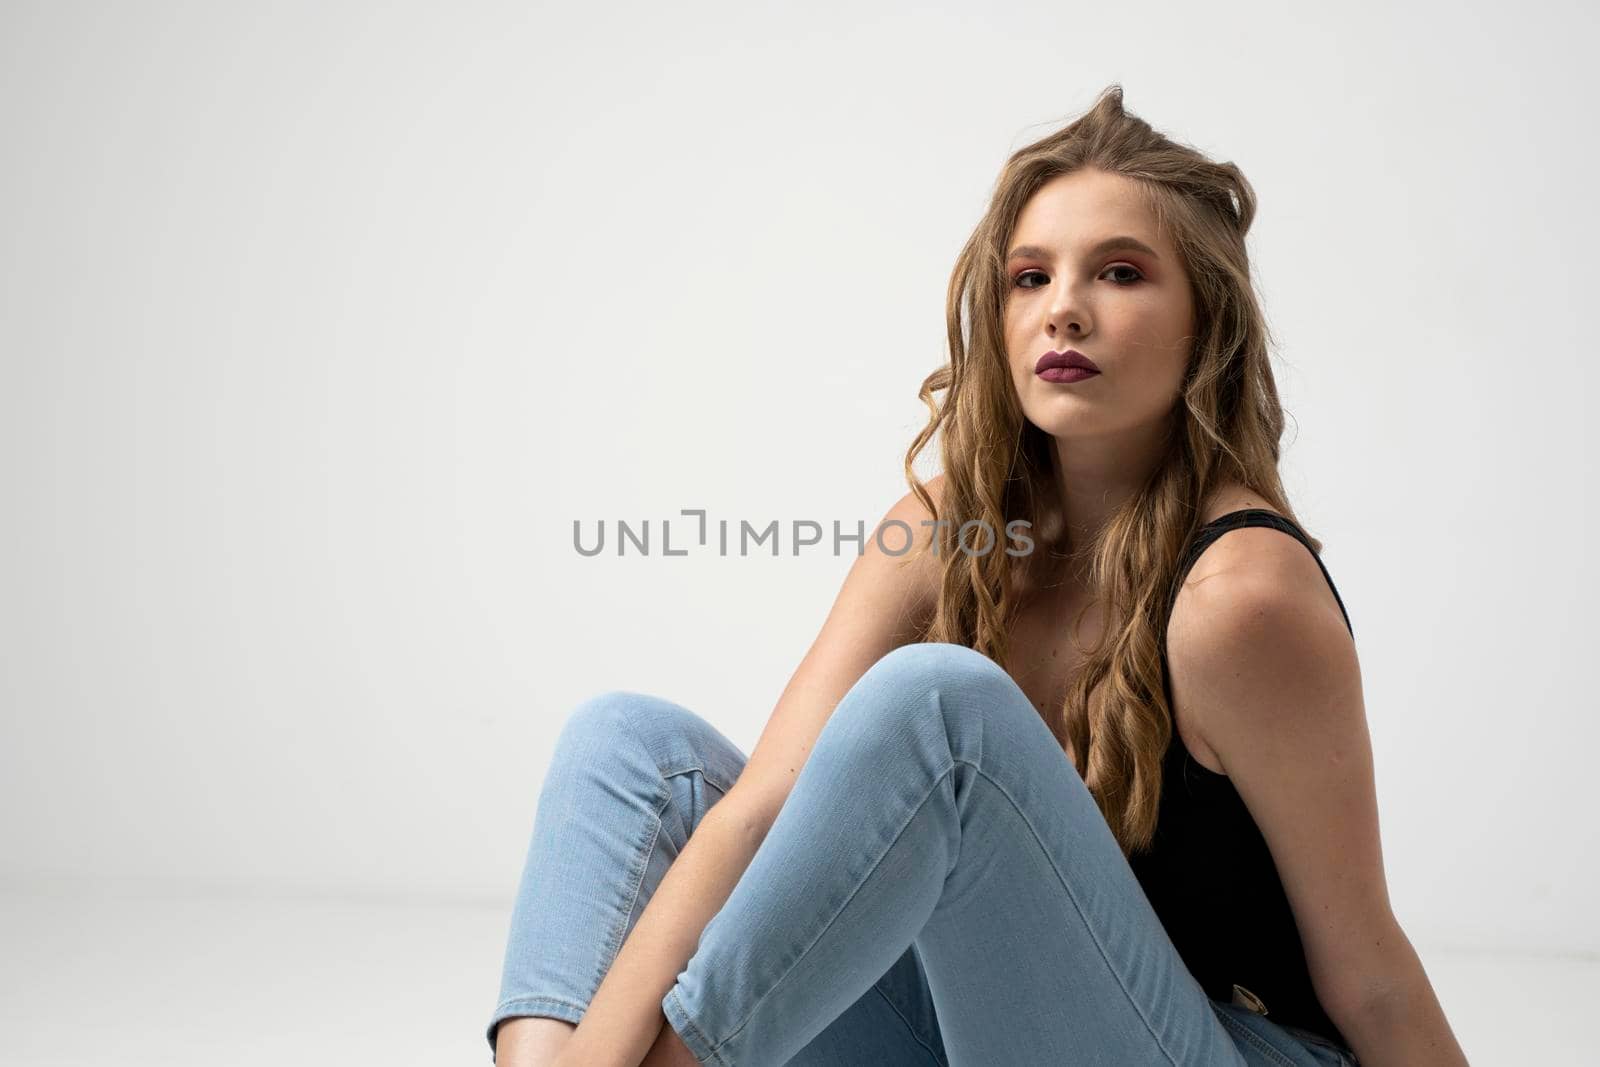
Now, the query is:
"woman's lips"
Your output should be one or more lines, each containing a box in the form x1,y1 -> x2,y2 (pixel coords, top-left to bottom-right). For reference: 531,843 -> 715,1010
1035,348 -> 1100,373
1037,366 -> 1099,383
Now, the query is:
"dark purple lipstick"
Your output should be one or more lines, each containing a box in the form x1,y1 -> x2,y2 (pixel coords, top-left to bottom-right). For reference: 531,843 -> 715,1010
1035,349 -> 1101,384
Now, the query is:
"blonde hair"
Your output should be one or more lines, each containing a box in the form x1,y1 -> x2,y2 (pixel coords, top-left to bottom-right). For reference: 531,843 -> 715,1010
902,83 -> 1321,855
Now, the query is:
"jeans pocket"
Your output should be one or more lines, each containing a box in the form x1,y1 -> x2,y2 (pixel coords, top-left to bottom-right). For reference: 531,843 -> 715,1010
1274,1020 -> 1358,1066
1213,1001 -> 1357,1067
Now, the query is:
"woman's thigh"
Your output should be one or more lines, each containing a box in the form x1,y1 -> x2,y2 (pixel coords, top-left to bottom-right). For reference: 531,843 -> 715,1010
896,644 -> 1343,1066
663,643 -> 1254,1065
885,645 -> 1248,1065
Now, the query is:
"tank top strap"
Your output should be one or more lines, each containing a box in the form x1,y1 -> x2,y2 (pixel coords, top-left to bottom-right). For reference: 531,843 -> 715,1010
1167,509 -> 1353,636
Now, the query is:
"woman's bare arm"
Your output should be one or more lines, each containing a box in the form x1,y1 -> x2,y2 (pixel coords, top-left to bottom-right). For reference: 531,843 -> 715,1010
546,478 -> 946,1067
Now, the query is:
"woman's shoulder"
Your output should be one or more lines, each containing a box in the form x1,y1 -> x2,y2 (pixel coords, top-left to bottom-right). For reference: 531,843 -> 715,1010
1167,486 -> 1349,774
869,473 -> 950,615
1194,482 -> 1285,528
881,472 -> 948,540
1180,484 -> 1299,585
1169,487 -> 1348,683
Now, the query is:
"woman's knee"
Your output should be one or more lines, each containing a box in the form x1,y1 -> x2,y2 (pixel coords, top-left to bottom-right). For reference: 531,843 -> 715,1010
794,644 -> 1020,792
560,690 -> 695,751
832,643 -> 1020,746
556,691 -> 742,792
863,642 -> 1013,698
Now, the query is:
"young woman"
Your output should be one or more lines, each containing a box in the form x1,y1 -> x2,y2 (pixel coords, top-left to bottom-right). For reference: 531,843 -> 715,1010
487,85 -> 1468,1067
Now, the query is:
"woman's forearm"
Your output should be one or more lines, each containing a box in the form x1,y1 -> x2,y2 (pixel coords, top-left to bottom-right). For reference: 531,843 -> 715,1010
553,796 -> 774,1067
1333,943 -> 1470,1067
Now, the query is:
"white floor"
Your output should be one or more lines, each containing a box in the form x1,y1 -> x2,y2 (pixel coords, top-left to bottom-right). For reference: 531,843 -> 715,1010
0,883 -> 1589,1066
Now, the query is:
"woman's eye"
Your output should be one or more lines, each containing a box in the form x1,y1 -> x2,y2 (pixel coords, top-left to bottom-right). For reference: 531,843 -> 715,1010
1011,265 -> 1143,289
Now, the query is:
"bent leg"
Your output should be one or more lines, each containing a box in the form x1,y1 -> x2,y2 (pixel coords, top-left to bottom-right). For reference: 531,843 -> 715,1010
662,643 -> 1254,1066
486,690 -> 945,1066
487,691 -> 749,1051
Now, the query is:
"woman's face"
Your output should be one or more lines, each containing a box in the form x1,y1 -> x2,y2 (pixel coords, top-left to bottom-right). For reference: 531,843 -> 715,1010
1003,168 -> 1196,443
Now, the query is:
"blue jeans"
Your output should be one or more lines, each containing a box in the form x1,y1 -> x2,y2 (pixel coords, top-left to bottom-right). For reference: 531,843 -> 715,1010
488,642 -> 1359,1066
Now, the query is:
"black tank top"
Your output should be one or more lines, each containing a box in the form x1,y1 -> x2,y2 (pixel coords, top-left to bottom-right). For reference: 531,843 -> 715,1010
1128,508 -> 1353,1051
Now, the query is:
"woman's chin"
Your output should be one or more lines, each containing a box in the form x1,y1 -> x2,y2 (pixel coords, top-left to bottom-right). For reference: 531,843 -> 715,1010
1023,407 -> 1095,439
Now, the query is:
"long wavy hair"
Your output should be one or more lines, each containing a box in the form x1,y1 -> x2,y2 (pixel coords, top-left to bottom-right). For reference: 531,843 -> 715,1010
902,83 -> 1322,856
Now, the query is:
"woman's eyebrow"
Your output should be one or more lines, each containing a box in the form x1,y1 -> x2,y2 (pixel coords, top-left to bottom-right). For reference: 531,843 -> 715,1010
1005,236 -> 1160,263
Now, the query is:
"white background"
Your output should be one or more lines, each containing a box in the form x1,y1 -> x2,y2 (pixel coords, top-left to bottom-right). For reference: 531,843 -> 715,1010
3,0 -> 1596,1046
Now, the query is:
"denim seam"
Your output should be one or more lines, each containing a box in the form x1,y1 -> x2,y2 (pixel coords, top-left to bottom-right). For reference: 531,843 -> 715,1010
491,993 -> 589,1022
664,985 -> 727,1067
868,981 -> 947,1066
603,700 -> 702,992
487,994 -> 589,1052
601,787 -> 671,992
958,760 -> 1187,1067
611,696 -> 736,796
1215,1008 -> 1298,1067
702,764 -> 955,1059
662,766 -> 733,798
